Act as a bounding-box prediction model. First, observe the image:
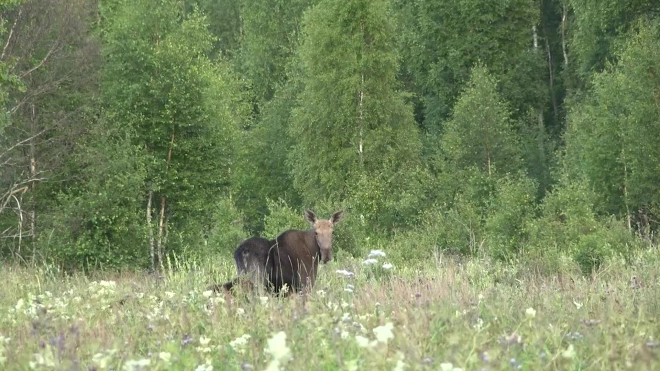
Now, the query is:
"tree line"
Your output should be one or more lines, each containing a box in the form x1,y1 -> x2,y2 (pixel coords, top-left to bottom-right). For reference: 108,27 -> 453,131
1,0 -> 659,273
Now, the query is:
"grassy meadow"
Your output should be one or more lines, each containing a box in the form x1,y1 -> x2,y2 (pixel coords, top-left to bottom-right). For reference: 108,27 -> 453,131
1,248 -> 660,371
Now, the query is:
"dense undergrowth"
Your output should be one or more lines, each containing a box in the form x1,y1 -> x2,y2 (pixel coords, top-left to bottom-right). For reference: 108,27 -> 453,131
1,245 -> 659,370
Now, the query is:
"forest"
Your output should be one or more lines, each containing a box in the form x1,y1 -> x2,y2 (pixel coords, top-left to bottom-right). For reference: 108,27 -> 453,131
1,0 -> 660,274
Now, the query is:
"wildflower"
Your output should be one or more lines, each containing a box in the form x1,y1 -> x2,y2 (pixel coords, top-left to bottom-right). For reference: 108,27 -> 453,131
259,296 -> 269,306
92,350 -> 115,368
373,322 -> 394,343
229,334 -> 251,353
336,269 -> 355,278
122,358 -> 151,370
195,359 -> 214,371
158,352 -> 172,364
525,307 -> 536,319
182,334 -> 194,346
355,335 -> 374,348
236,308 -> 245,316
29,350 -> 56,369
264,331 -> 291,371
345,359 -> 359,371
15,299 -> 24,312
368,250 -> 386,258
100,280 -> 116,288
344,287 -> 354,293
439,362 -> 463,371
0,337 -> 9,365
363,259 -> 378,265
202,290 -> 213,298
265,331 -> 290,361
382,263 -> 393,270
199,336 -> 211,346
561,344 -> 576,359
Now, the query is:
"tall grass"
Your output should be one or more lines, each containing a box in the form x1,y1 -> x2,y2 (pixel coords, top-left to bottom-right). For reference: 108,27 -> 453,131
1,247 -> 659,370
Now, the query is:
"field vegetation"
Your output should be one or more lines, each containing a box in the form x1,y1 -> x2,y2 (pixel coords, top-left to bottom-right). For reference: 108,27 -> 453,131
2,246 -> 660,370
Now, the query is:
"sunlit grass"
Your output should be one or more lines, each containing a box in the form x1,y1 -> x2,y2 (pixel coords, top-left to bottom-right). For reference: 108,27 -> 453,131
1,247 -> 659,370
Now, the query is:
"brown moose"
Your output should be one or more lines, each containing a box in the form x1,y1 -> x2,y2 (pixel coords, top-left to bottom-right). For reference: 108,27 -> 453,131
213,209 -> 344,296
218,236 -> 276,294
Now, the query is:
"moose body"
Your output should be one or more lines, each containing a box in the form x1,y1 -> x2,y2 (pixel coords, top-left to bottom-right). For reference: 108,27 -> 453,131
219,237 -> 275,293
217,209 -> 343,296
234,237 -> 275,277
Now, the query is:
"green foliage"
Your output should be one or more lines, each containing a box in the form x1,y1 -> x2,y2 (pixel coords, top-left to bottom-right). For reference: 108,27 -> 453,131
232,81 -> 303,234
237,0 -> 317,104
568,0 -> 660,80
291,0 -> 424,234
101,0 -> 246,262
42,124 -> 149,270
524,175 -> 640,274
485,174 -> 539,260
441,65 -> 524,176
564,19 -> 660,222
204,198 -> 247,257
394,0 -> 543,125
262,199 -> 309,239
3,0 -> 660,276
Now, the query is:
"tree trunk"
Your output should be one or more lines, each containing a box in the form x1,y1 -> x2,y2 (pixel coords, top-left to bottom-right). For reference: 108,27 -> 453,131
157,130 -> 175,271
29,104 -> 37,256
561,4 -> 569,68
147,189 -> 155,271
358,74 -> 364,165
622,147 -> 631,231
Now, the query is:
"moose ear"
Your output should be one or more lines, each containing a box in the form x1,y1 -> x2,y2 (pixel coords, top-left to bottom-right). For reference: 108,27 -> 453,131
331,210 -> 344,224
304,209 -> 317,224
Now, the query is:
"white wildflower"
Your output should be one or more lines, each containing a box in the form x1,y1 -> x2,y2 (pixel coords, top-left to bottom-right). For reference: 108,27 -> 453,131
264,331 -> 291,371
393,352 -> 407,371
15,299 -> 24,312
561,344 -> 576,359
158,352 -> 172,364
382,263 -> 393,270
355,335 -> 374,348
368,250 -> 387,258
363,258 -> 378,265
440,362 -> 463,371
99,280 -> 116,288
122,358 -> 151,370
229,334 -> 251,352
265,331 -> 290,362
525,307 -> 537,319
373,322 -> 394,343
194,359 -> 214,371
336,269 -> 355,278
202,290 -> 213,298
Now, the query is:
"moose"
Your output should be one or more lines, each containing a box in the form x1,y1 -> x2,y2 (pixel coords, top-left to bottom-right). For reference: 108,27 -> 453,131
213,209 -> 344,296
218,236 -> 276,293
